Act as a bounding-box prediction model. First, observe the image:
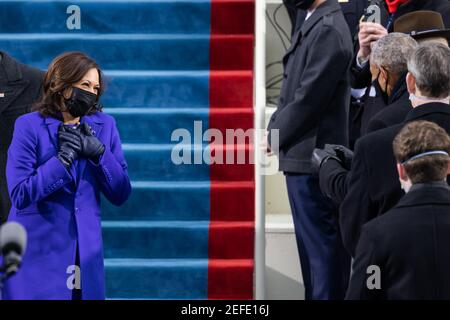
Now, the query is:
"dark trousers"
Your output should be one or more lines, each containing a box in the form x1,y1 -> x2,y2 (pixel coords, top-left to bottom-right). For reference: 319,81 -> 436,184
285,174 -> 351,300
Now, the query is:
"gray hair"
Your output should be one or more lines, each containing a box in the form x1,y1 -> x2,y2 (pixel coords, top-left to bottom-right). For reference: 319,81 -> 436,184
370,33 -> 418,76
407,43 -> 450,99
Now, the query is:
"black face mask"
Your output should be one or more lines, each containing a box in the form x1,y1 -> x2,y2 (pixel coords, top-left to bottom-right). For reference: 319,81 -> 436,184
291,0 -> 316,10
375,71 -> 390,104
64,87 -> 98,118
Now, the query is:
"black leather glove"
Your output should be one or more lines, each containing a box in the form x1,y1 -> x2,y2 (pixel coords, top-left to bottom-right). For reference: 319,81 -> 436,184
311,147 -> 340,172
74,123 -> 105,162
325,144 -> 354,170
57,125 -> 81,169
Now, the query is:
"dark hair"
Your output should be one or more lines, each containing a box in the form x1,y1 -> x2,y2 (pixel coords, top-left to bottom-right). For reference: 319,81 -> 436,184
393,120 -> 450,184
33,52 -> 104,119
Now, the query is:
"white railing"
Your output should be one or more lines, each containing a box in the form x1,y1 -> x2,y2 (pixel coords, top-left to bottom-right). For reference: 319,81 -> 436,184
254,0 -> 267,300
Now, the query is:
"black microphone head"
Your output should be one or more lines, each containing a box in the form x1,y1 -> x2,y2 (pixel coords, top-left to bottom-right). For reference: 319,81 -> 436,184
0,222 -> 27,257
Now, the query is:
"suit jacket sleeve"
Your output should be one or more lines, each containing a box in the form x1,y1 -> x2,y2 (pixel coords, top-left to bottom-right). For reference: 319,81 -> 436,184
89,117 -> 131,206
319,158 -> 350,205
6,116 -> 73,210
366,117 -> 387,134
345,223 -> 383,300
268,25 -> 352,150
350,55 -> 372,89
339,138 -> 375,256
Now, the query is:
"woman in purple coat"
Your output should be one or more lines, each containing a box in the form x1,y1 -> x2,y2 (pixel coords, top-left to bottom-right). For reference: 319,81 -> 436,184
3,52 -> 131,300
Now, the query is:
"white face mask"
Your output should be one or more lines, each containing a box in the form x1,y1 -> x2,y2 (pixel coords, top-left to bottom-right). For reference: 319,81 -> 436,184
400,178 -> 412,193
409,93 -> 450,105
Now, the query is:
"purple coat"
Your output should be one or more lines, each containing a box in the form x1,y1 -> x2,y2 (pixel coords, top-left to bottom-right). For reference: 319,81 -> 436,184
3,111 -> 131,300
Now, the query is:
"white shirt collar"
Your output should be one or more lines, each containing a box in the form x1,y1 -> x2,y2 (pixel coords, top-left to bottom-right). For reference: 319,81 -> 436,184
306,9 -> 316,20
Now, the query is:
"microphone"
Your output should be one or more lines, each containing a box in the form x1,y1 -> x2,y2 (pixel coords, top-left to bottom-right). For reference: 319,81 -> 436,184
0,222 -> 27,278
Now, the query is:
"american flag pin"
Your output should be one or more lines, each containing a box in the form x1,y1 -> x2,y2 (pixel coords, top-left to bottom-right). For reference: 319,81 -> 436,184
0,93 -> 4,98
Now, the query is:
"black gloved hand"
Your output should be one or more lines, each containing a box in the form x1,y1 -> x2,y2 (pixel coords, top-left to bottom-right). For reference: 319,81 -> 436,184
311,147 -> 340,172
325,144 -> 354,170
57,125 -> 81,169
68,123 -> 105,162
